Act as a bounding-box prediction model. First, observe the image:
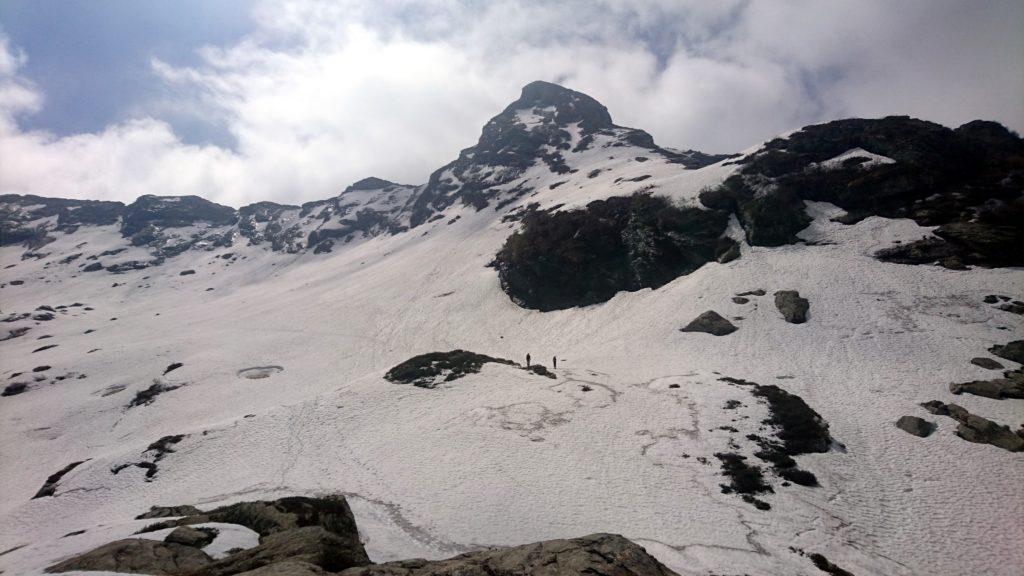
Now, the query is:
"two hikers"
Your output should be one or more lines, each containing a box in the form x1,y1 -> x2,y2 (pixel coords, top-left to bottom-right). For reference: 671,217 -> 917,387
525,353 -> 557,369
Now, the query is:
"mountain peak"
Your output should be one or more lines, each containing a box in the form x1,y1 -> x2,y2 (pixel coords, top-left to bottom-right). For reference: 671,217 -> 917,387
503,80 -> 613,130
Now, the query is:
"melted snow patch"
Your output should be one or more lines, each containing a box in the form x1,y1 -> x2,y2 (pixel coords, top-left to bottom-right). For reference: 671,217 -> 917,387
237,366 -> 284,379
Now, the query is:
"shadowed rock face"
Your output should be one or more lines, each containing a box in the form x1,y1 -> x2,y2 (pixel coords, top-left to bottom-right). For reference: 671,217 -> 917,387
701,116 -> 1024,265
338,533 -> 679,576
494,194 -> 734,311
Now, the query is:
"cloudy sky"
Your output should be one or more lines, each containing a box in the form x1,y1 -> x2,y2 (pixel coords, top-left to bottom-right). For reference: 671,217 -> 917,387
1,0 -> 1021,207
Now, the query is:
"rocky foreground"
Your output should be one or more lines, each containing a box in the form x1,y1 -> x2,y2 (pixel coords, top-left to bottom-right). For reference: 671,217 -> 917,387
47,496 -> 680,576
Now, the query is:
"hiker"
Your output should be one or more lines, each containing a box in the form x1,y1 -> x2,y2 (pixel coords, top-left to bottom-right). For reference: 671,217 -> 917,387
526,353 -> 531,366
553,356 -> 557,369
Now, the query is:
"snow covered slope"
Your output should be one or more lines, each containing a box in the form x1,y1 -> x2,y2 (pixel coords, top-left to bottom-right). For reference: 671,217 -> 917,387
1,82 -> 1022,576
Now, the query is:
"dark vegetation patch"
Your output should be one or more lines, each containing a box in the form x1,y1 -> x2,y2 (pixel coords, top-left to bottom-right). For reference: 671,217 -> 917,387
32,344 -> 58,353
385,350 -> 552,388
715,453 -> 772,510
163,363 -> 184,375
493,193 -> 735,310
33,460 -> 89,498
111,435 -> 185,481
127,381 -> 184,409
700,117 -> 1024,266
721,377 -> 833,488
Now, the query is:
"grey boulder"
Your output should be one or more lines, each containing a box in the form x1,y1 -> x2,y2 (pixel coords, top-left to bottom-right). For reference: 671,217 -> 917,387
680,311 -> 738,336
895,415 -> 934,437
774,290 -> 809,324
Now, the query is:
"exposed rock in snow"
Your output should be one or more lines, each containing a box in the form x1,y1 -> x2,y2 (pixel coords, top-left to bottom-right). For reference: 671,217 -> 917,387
679,311 -> 738,336
774,290 -> 809,324
896,415 -> 935,437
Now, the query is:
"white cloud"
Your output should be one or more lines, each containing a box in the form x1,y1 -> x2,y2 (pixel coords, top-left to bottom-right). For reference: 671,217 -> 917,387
1,0 -> 1021,206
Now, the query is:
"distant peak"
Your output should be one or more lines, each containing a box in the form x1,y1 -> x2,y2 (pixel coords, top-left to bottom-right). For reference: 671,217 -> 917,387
346,177 -> 396,192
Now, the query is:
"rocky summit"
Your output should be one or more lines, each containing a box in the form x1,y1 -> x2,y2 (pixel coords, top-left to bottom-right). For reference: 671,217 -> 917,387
1,81 -> 1022,576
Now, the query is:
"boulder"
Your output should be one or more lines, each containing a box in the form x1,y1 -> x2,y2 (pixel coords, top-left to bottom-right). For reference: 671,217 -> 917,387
337,533 -> 678,576
989,340 -> 1024,365
970,357 -> 1004,370
895,415 -> 934,437
166,526 -> 217,548
774,290 -> 809,324
949,375 -> 1024,399
46,538 -> 212,574
956,415 -> 1024,452
679,311 -> 738,336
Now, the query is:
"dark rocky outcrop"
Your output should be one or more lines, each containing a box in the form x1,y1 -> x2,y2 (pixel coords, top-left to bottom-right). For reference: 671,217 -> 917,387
774,290 -> 809,324
493,194 -> 733,311
338,533 -> 678,576
700,117 -> 1024,267
679,311 -> 738,336
895,415 -> 934,437
385,350 -> 533,388
46,538 -> 213,574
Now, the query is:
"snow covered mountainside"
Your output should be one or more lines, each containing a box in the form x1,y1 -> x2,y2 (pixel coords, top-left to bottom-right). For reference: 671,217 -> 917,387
1,81 -> 1022,576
